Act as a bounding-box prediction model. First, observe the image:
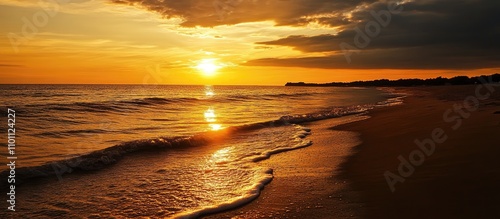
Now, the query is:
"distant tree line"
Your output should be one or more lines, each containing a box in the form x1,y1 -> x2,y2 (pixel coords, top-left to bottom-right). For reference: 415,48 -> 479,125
285,73 -> 500,87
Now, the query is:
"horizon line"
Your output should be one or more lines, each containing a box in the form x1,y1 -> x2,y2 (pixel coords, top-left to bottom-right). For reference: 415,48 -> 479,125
2,73 -> 498,86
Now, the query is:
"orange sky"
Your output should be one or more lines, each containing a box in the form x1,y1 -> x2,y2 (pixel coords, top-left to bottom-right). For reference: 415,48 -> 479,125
1,0 -> 498,85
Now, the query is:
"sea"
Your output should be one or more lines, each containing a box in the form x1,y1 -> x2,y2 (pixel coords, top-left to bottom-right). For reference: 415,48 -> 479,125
0,85 -> 402,218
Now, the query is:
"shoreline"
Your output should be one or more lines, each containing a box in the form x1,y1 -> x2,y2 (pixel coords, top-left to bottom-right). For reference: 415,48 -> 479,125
337,85 -> 500,218
207,85 -> 500,218
205,114 -> 371,219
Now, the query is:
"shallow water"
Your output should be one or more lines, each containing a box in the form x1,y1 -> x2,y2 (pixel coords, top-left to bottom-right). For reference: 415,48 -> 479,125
0,85 -> 400,218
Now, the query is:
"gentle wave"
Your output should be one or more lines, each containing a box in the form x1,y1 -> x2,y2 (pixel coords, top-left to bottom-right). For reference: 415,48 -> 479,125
0,95 -> 403,187
169,95 -> 406,219
172,168 -> 274,219
0,135 -> 210,187
33,129 -> 112,138
0,119 -> 297,186
225,92 -> 314,100
0,87 -> 406,219
20,97 -> 203,114
17,92 -> 327,114
172,125 -> 312,219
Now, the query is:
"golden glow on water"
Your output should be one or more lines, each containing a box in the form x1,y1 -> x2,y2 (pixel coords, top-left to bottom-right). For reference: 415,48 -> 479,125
205,107 -> 222,131
205,91 -> 215,96
209,124 -> 223,131
210,148 -> 231,164
203,86 -> 223,131
205,85 -> 215,96
204,108 -> 217,123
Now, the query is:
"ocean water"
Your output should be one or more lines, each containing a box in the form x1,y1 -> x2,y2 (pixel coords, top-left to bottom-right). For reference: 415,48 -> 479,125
0,85 -> 401,218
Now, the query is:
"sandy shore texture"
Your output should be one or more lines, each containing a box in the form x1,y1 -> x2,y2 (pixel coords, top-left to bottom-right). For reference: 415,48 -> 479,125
206,85 -> 500,219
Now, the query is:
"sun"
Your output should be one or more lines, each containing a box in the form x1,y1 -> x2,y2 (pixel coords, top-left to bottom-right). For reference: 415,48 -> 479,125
196,59 -> 222,76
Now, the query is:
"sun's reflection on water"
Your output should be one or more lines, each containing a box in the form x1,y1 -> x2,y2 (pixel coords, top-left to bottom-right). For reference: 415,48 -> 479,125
209,124 -> 222,131
204,108 -> 217,123
205,85 -> 215,97
205,91 -> 215,96
203,86 -> 223,131
210,147 -> 231,164
204,108 -> 222,131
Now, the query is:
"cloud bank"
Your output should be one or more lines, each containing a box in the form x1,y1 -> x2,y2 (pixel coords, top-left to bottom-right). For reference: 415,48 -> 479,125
111,0 -> 500,70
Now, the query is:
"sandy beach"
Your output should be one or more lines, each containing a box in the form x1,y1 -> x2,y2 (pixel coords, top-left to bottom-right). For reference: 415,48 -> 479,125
3,0 -> 499,217
207,85 -> 500,218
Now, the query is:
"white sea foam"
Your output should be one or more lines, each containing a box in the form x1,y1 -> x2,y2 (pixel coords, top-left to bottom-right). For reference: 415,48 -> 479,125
170,124 -> 313,218
172,169 -> 274,219
2,86 -> 405,218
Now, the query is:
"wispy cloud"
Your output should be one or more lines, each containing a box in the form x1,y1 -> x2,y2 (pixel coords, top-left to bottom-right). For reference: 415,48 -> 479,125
0,64 -> 23,67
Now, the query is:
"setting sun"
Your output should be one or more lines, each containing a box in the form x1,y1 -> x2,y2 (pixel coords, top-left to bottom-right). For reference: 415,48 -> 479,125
2,0 -> 500,218
196,59 -> 221,77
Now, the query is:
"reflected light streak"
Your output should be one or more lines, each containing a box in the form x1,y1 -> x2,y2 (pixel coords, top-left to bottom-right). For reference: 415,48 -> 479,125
205,86 -> 215,97
204,107 -> 223,131
203,86 -> 222,131
204,108 -> 217,122
206,91 -> 215,96
210,147 -> 231,164
209,124 -> 222,131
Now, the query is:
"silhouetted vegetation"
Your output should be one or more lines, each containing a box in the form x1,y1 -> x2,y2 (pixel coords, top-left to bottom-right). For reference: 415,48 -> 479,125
285,74 -> 500,87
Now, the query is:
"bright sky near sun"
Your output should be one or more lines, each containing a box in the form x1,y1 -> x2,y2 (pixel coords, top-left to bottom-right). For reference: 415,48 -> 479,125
0,0 -> 499,85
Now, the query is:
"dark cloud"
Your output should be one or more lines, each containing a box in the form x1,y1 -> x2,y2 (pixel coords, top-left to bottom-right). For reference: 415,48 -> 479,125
246,46 -> 500,69
111,0 -> 500,70
110,0 -> 376,27
251,0 -> 500,69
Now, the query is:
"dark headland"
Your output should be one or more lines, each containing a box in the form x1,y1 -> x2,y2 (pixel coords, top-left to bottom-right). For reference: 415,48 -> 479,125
285,73 -> 500,87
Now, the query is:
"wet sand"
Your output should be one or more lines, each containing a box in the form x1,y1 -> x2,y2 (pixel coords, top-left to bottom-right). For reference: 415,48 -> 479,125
205,115 -> 368,219
207,85 -> 500,218
339,85 -> 500,218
